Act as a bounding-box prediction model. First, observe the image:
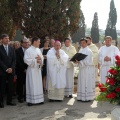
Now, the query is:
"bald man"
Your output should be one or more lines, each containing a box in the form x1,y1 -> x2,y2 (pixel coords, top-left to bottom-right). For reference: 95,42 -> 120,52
47,41 -> 69,101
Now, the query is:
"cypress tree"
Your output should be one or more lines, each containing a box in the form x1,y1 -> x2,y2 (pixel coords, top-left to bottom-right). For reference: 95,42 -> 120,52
105,0 -> 117,42
91,12 -> 99,43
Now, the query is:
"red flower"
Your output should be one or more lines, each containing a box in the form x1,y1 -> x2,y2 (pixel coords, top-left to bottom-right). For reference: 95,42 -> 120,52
115,88 -> 120,92
115,55 -> 120,60
116,60 -> 120,66
100,87 -> 107,92
97,83 -> 104,88
106,78 -> 115,85
106,92 -> 116,99
108,69 -> 117,75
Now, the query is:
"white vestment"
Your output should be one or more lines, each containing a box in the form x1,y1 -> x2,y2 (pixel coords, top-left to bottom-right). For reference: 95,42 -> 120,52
99,45 -> 120,84
77,46 -> 95,101
47,48 -> 69,100
88,43 -> 99,82
24,46 -> 44,103
61,45 -> 77,96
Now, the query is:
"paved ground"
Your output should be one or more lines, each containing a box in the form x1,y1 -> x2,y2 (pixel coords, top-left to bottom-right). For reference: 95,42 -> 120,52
0,94 -> 119,120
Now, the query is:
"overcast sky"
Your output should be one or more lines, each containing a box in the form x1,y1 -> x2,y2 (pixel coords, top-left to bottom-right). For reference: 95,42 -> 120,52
81,0 -> 120,30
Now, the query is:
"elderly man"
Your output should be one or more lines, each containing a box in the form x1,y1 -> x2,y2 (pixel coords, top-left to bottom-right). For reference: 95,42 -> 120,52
47,41 -> 69,102
16,38 -> 29,103
61,38 -> 77,98
86,37 -> 99,83
24,37 -> 44,106
99,36 -> 120,84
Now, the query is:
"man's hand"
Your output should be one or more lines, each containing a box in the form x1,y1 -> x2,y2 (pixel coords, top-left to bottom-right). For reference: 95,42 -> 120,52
43,55 -> 47,59
104,56 -> 111,61
35,55 -> 41,60
7,68 -> 12,73
37,60 -> 42,64
74,59 -> 79,64
56,50 -> 60,59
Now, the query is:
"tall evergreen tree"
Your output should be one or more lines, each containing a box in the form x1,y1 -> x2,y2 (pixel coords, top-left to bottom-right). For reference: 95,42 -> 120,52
105,0 -> 117,42
72,9 -> 85,43
19,0 -> 82,41
91,12 -> 99,43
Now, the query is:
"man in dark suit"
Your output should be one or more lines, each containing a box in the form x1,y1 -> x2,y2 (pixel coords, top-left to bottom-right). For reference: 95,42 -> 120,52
0,34 -> 16,108
16,39 -> 29,103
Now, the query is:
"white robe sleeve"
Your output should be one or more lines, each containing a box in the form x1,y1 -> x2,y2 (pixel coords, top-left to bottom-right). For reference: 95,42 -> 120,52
24,50 -> 37,67
79,51 -> 92,67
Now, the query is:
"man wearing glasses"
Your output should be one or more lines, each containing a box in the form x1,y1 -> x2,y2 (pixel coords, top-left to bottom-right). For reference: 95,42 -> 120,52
15,38 -> 29,103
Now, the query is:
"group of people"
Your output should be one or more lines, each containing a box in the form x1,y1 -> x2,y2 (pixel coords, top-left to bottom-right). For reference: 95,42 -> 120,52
0,33 -> 119,108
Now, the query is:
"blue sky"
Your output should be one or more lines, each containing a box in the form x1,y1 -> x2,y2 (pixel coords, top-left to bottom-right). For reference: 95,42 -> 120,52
81,0 -> 120,30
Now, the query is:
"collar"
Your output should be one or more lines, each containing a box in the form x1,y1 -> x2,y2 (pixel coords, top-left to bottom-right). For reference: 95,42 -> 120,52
3,44 -> 8,48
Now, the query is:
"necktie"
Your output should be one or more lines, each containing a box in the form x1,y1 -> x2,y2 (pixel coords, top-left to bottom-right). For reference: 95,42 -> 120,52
5,46 -> 8,55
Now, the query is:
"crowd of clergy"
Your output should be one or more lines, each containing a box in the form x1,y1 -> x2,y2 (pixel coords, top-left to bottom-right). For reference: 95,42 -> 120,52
0,34 -> 119,108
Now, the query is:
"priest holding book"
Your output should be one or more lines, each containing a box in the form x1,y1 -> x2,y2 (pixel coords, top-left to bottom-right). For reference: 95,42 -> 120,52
76,38 -> 95,102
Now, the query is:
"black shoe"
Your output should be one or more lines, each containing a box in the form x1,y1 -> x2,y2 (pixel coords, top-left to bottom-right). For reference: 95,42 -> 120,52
81,100 -> 90,102
56,100 -> 62,102
0,103 -> 4,108
49,99 -> 55,102
69,95 -> 73,98
7,102 -> 16,106
39,102 -> 44,105
18,99 -> 24,103
27,103 -> 33,106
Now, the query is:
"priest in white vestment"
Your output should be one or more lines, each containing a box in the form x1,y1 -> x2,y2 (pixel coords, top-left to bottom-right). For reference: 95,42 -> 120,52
24,37 -> 44,106
77,38 -> 95,101
99,36 -> 120,84
61,38 -> 77,98
47,41 -> 69,101
86,37 -> 99,83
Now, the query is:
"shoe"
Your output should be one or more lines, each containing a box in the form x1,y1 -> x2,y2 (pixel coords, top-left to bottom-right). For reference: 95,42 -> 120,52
18,99 -> 24,103
81,100 -> 90,102
27,103 -> 33,106
56,100 -> 62,102
7,102 -> 16,106
49,99 -> 55,102
69,95 -> 73,98
39,102 -> 44,105
0,103 -> 4,108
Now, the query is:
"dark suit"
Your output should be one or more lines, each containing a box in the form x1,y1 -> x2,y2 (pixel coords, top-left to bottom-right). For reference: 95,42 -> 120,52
15,47 -> 28,101
0,44 -> 16,103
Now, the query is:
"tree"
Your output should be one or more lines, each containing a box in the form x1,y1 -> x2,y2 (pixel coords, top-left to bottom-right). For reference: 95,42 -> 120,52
19,0 -> 81,41
91,12 -> 99,43
105,0 -> 117,42
72,9 -> 85,43
0,0 -> 13,39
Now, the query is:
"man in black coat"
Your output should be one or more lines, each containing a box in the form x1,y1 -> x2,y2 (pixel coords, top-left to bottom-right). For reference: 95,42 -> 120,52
0,34 -> 16,108
16,38 -> 29,103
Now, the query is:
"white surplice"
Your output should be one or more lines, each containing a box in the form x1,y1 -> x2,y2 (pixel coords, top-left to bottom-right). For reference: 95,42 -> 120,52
47,48 -> 69,100
88,43 -> 99,82
24,46 -> 44,103
77,46 -> 95,101
99,45 -> 120,84
61,45 -> 77,96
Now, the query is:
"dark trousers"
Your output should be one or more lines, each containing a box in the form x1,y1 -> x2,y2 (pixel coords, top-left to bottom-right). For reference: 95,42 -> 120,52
0,74 -> 14,103
17,72 -> 26,100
